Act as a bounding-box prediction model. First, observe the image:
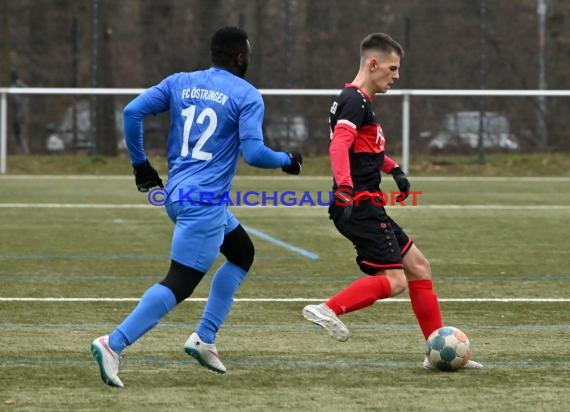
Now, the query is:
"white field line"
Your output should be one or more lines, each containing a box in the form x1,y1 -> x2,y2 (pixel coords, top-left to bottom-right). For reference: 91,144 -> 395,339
1,203 -> 569,210
0,297 -> 569,303
1,175 -> 570,182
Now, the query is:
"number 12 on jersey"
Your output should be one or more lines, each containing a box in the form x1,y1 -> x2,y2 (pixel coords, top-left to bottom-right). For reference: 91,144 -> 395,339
181,105 -> 218,160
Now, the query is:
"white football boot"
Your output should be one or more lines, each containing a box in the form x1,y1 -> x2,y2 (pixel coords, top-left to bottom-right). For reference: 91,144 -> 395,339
184,332 -> 226,374
91,335 -> 124,388
423,357 -> 484,370
302,303 -> 350,342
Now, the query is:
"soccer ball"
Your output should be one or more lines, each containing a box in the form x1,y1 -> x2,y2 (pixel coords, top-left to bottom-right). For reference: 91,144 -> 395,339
425,326 -> 472,371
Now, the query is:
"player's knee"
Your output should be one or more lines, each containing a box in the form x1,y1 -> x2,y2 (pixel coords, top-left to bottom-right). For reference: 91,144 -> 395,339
420,257 -> 433,279
408,255 -> 432,280
404,245 -> 433,280
221,225 -> 255,271
386,271 -> 408,296
159,260 -> 206,303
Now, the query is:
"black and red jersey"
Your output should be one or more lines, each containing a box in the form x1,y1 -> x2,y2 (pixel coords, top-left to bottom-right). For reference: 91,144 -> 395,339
329,83 -> 397,192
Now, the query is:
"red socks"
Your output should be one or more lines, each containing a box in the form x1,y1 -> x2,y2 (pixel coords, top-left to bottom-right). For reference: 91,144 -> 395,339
325,277 -> 443,341
326,275 -> 391,315
408,279 -> 443,339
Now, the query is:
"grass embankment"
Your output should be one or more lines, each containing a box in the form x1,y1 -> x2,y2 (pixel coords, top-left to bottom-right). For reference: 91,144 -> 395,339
3,152 -> 570,176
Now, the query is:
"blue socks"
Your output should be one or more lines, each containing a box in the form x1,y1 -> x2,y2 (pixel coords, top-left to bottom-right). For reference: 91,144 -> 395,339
108,283 -> 177,353
197,262 -> 247,344
107,263 -> 247,352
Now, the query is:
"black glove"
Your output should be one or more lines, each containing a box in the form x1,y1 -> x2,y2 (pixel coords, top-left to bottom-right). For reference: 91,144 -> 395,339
133,160 -> 164,192
333,185 -> 355,222
391,166 -> 410,203
282,152 -> 303,175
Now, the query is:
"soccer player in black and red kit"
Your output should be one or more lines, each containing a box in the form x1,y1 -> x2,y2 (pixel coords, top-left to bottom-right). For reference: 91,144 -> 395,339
302,32 -> 482,369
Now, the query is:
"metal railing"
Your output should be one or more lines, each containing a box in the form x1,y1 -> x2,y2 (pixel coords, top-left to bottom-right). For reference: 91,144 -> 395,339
1,87 -> 569,174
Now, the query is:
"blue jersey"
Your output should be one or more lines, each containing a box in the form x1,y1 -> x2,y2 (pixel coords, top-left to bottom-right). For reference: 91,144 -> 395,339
124,67 -> 288,203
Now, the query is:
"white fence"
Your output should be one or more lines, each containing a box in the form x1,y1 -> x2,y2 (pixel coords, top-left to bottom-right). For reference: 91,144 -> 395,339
1,88 -> 569,174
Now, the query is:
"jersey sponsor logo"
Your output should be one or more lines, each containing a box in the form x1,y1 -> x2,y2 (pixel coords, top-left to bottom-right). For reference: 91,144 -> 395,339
376,125 -> 386,150
181,87 -> 229,105
352,125 -> 385,153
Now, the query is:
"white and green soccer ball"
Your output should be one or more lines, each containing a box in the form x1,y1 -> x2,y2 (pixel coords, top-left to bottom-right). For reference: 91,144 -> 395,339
426,326 -> 472,371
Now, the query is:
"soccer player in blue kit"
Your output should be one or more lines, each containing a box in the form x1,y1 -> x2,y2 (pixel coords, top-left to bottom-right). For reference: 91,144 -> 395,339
91,26 -> 303,388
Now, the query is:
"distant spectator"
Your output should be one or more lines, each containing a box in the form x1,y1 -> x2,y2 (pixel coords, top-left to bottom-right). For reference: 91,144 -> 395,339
11,68 -> 30,154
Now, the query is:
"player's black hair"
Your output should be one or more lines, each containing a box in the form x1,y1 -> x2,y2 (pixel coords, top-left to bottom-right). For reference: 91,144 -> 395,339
360,33 -> 404,58
210,26 -> 249,67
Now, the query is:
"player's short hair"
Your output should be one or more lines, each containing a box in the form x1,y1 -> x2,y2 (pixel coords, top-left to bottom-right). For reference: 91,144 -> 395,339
210,26 -> 249,66
360,33 -> 404,58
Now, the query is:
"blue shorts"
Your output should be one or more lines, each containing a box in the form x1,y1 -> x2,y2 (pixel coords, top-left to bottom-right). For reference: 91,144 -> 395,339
165,202 -> 240,272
